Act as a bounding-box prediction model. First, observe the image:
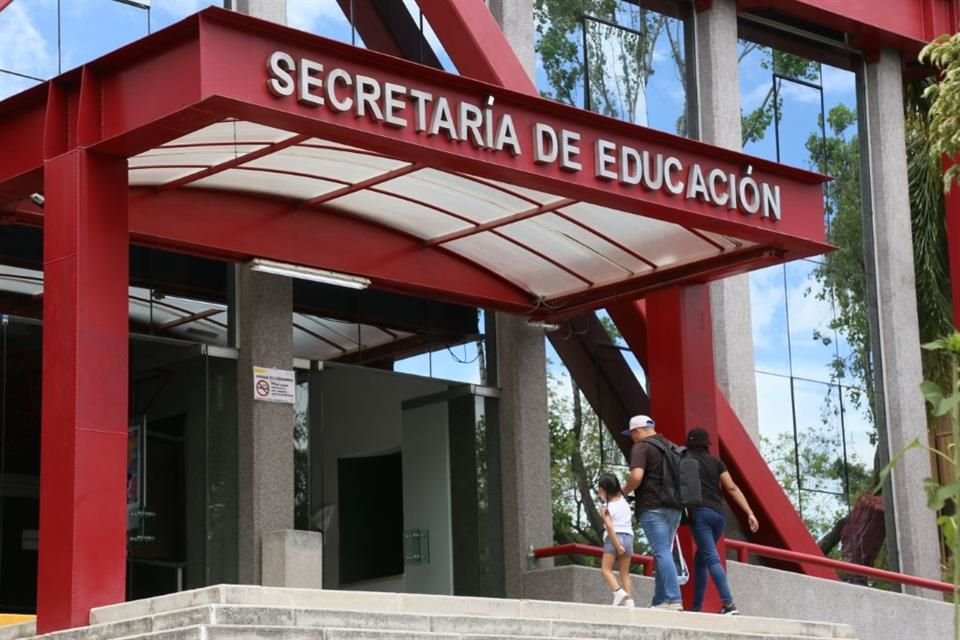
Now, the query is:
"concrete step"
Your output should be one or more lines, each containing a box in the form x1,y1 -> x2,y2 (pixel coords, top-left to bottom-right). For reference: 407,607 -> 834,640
110,625 -> 831,640
8,585 -> 857,640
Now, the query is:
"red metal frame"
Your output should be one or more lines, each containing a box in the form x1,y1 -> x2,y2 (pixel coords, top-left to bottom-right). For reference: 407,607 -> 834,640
609,298 -> 835,581
642,285 -> 725,610
736,0 -> 960,59
6,0 -> 935,629
37,145 -> 129,633
945,159 -> 960,325
533,543 -> 655,577
533,542 -> 956,594
726,540 -> 956,594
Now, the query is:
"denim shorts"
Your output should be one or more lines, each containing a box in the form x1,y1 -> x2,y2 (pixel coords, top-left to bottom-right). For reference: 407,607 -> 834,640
603,532 -> 633,556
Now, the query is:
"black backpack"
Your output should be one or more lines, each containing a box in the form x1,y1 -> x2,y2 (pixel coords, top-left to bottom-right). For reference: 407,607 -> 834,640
643,436 -> 703,510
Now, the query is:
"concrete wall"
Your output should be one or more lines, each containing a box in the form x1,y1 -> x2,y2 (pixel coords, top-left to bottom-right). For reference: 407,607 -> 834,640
316,364 -> 446,590
523,563 -> 953,640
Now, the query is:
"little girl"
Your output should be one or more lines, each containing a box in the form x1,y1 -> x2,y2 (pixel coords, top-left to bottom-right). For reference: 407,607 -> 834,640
598,473 -> 634,607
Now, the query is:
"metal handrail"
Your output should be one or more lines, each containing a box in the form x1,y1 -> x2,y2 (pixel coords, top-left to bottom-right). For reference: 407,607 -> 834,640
724,539 -> 955,594
532,540 -> 956,594
532,543 -> 655,576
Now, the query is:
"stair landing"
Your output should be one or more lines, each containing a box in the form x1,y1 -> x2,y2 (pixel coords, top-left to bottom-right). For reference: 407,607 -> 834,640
0,584 -> 858,640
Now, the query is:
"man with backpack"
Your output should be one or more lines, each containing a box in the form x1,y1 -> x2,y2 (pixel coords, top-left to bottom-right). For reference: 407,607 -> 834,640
621,414 -> 697,611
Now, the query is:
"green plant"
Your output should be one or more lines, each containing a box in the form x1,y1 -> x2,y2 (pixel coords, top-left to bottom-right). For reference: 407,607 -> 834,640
881,333 -> 960,637
921,34 -> 960,192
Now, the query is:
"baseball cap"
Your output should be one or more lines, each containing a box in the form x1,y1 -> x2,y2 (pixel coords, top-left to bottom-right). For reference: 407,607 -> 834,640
621,414 -> 655,437
686,427 -> 711,448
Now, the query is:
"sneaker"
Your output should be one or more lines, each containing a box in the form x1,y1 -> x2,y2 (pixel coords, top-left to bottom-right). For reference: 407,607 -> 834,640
719,603 -> 739,616
652,602 -> 684,611
612,589 -> 629,606
623,599 -> 635,608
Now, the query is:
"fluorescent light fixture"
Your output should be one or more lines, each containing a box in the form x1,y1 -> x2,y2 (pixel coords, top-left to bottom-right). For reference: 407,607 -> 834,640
249,259 -> 371,290
528,320 -> 561,332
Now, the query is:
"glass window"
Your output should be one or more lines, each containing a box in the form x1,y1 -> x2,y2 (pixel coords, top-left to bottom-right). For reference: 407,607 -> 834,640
742,33 -> 873,542
535,0 -> 691,136
0,0 -> 59,82
750,264 -> 790,377
784,259 -> 840,385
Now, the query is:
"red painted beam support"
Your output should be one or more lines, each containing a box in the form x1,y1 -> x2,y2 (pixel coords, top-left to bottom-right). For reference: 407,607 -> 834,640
36,76 -> 130,631
610,298 -> 836,581
414,0 -> 538,95
643,285 -> 723,611
944,158 -> 960,325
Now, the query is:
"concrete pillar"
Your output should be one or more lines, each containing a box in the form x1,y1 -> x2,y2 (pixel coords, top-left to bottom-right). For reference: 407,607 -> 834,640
495,314 -> 553,598
230,0 -> 285,23
486,0 -> 535,78
696,0 -> 761,442
262,530 -> 324,588
864,49 -> 942,594
235,265 -> 295,584
486,0 -> 550,599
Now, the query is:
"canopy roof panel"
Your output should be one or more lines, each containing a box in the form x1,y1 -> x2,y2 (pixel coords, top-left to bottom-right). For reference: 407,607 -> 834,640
129,120 -> 756,301
0,7 -> 831,319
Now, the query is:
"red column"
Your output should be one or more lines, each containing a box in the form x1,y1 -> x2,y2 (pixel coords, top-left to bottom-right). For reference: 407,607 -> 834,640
644,284 -> 723,612
37,149 -> 129,632
944,158 -> 960,326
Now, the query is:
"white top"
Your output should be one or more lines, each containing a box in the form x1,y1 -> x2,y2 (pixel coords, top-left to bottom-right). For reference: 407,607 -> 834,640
603,496 -> 633,537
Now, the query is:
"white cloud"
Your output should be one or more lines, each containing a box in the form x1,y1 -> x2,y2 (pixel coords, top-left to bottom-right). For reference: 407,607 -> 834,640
286,0 -> 346,32
749,265 -> 786,351
0,1 -> 55,80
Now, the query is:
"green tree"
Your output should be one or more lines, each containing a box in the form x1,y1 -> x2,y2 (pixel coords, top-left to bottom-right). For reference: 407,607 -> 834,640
535,0 -> 678,125
761,427 -> 872,546
806,104 -> 876,420
921,33 -> 960,192
549,366 -> 605,556
740,46 -> 820,145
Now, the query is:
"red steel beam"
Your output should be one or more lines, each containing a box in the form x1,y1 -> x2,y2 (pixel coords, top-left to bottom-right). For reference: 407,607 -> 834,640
424,198 -> 577,246
303,163 -> 422,207
737,0 -> 960,58
126,187 -> 535,312
608,298 -> 836,580
160,133 -> 312,190
944,157 -> 960,326
37,147 -> 130,632
415,0 -> 538,95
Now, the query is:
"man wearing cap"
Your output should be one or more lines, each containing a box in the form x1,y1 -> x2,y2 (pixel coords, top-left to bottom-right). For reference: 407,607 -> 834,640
621,415 -> 684,611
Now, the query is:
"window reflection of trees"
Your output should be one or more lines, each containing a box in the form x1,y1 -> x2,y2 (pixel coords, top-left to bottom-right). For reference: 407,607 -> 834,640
535,0 -> 690,135
741,39 -> 880,555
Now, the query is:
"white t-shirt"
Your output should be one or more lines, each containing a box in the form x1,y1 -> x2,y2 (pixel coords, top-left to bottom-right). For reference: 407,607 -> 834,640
603,497 -> 633,537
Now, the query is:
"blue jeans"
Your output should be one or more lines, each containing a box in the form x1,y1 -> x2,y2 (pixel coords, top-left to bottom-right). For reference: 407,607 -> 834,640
639,507 -> 682,605
691,507 -> 734,610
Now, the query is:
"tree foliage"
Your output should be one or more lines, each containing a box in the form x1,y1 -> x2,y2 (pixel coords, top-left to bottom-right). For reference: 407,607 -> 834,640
804,105 -> 876,423
905,80 -> 954,392
762,429 -> 872,545
921,33 -> 960,192
740,47 -> 819,145
534,0 -> 681,127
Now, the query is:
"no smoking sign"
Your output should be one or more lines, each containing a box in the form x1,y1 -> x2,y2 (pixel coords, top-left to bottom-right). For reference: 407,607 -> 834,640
252,367 -> 296,404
